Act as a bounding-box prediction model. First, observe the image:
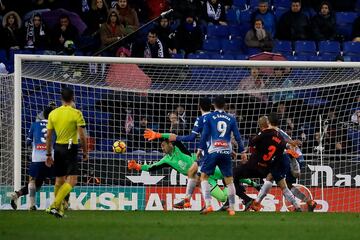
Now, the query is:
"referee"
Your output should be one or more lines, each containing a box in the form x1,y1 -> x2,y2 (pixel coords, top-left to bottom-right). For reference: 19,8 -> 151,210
45,87 -> 88,217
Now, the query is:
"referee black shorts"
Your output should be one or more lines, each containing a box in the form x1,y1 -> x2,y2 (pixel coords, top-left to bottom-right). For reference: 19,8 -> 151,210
54,143 -> 79,177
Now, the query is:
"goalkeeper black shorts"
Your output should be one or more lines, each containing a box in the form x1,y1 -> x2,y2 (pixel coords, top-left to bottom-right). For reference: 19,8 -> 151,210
54,144 -> 79,177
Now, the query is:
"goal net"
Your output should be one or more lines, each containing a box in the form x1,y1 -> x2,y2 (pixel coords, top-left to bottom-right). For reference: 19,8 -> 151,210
0,74 -> 14,208
2,55 -> 360,212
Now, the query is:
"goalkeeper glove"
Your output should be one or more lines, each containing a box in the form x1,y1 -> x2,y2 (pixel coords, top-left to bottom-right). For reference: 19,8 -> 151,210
143,129 -> 162,141
128,160 -> 141,171
286,149 -> 300,159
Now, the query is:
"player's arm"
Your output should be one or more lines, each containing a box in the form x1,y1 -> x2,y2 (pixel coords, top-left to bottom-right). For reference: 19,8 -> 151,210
128,155 -> 170,172
45,128 -> 54,167
77,111 -> 88,161
176,117 -> 202,142
143,129 -> 177,141
45,114 -> 54,167
231,120 -> 245,153
78,127 -> 88,161
197,119 -> 210,159
231,120 -> 247,161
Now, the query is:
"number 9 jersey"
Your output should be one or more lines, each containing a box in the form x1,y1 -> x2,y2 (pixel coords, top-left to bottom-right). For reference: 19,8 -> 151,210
200,110 -> 244,154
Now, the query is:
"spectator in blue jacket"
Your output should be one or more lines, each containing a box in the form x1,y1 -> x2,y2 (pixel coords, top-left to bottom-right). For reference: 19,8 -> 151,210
251,0 -> 276,37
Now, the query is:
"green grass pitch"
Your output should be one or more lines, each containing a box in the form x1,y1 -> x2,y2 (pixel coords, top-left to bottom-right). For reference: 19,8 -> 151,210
1,211 -> 360,240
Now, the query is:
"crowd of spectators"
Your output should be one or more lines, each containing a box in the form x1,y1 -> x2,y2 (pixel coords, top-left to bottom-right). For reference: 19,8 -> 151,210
1,0 -> 359,157
1,0 -> 360,67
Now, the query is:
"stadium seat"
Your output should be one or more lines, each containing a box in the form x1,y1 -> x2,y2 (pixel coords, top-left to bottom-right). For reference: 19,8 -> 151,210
273,40 -> 293,55
233,0 -> 247,9
187,53 -> 211,59
239,9 -> 252,23
308,55 -> 334,61
235,54 -> 248,60
294,41 -> 317,56
226,9 -> 239,25
202,38 -> 221,52
229,22 -> 251,38
286,55 -> 308,61
343,41 -> 360,55
248,0 -> 260,9
0,49 -> 7,64
246,47 -> 262,55
273,0 -> 291,9
206,25 -> 229,38
221,39 -> 242,53
210,53 -> 235,60
171,53 -> 185,59
336,12 -> 358,40
318,41 -> 341,56
274,8 -> 288,21
349,56 -> 360,61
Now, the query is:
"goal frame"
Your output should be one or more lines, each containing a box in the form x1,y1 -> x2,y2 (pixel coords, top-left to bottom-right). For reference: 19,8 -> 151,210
13,54 -> 360,197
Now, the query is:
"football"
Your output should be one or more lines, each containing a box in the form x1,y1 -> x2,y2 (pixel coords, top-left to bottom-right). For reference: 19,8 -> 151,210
112,140 -> 126,153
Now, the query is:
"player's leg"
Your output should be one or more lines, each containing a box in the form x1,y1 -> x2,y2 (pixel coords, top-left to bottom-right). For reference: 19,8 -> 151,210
10,184 -> 29,210
287,172 -> 317,212
218,153 -> 236,215
173,161 -> 199,209
232,164 -> 255,210
208,178 -> 227,203
28,177 -> 37,210
270,154 -> 301,211
240,178 -> 261,191
200,154 -> 217,214
277,177 -> 301,211
48,144 -> 77,217
253,174 -> 273,209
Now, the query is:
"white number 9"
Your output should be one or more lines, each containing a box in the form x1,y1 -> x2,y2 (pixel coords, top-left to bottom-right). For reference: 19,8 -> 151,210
217,121 -> 227,137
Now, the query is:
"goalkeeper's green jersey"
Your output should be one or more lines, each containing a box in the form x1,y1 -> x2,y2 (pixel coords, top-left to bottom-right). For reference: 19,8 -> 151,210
141,146 -> 223,180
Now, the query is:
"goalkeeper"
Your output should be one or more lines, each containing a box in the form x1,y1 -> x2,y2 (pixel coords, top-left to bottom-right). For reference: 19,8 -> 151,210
128,139 -> 228,205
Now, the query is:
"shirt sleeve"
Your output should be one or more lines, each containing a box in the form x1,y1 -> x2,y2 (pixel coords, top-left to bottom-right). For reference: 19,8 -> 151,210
141,155 -> 170,172
231,118 -> 244,152
199,117 -> 210,150
77,111 -> 86,127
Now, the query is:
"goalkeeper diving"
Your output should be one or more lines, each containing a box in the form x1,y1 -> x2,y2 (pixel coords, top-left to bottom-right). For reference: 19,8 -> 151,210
128,139 -> 229,206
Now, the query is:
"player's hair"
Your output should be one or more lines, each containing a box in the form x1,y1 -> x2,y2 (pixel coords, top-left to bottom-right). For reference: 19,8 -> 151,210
213,95 -> 226,109
61,87 -> 74,102
199,97 -> 211,112
258,116 -> 269,129
43,107 -> 53,119
268,112 -> 280,127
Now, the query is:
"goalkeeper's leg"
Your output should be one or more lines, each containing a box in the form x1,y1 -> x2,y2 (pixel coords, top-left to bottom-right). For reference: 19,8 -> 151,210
173,162 -> 199,209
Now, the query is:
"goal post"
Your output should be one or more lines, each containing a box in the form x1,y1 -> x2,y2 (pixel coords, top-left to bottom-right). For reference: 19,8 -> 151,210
5,54 -> 360,211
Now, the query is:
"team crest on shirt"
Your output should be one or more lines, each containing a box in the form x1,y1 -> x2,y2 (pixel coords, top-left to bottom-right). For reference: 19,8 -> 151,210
178,160 -> 186,171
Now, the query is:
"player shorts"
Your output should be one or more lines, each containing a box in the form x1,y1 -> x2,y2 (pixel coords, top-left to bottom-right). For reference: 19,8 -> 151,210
196,154 -> 208,175
29,162 -> 54,179
54,144 -> 79,177
201,152 -> 232,177
270,154 -> 290,183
